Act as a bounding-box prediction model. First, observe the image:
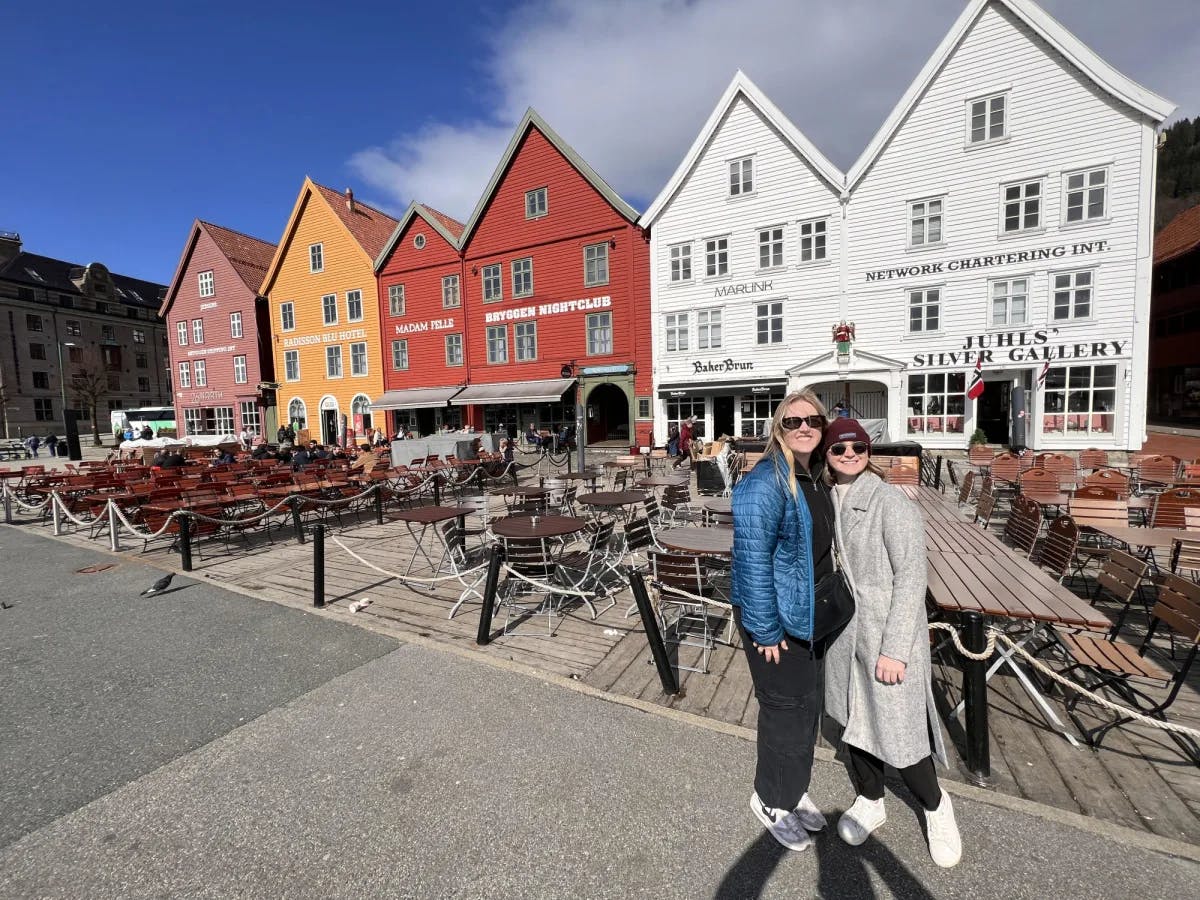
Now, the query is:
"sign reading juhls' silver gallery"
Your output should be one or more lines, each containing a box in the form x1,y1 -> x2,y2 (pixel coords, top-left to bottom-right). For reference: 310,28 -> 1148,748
640,0 -> 1174,451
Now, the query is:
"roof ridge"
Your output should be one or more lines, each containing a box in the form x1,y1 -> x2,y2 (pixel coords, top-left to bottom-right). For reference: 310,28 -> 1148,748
311,180 -> 399,223
199,219 -> 276,249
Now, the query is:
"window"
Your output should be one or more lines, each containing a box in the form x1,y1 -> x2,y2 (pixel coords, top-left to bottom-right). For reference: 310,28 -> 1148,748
177,321 -> 188,345
667,396 -> 706,436
1064,167 -> 1108,223
178,362 -> 191,388
194,359 -> 207,387
73,406 -> 91,421
388,284 -> 406,316
326,345 -> 343,378
637,397 -> 651,419
729,157 -> 753,196
1002,180 -> 1041,232
515,321 -> 537,361
346,290 -> 364,322
284,350 -> 300,381
59,294 -> 74,308
32,372 -> 49,389
486,325 -> 509,364
184,408 -> 203,434
756,301 -> 783,345
445,333 -> 463,366
138,376 -> 151,392
233,355 -> 248,384
65,319 -> 81,336
990,278 -> 1028,326
1042,364 -> 1117,435
697,309 -> 722,350
132,329 -> 146,344
309,243 -> 324,273
669,244 -> 692,282
198,270 -> 214,297
288,398 -> 307,429
214,407 -> 235,435
102,346 -> 121,370
229,312 -> 243,338
442,275 -> 460,309
740,391 -> 782,438
29,343 -> 46,360
391,340 -> 409,370
968,92 -> 1006,144
94,301 -> 107,314
584,243 -> 609,286
907,373 -> 966,435
705,237 -> 729,278
512,258 -> 533,298
350,342 -> 367,376
525,187 -> 547,219
239,401 -> 260,433
482,265 -> 502,302
1053,270 -> 1093,321
799,220 -> 827,262
192,318 -> 204,343
68,346 -> 83,363
102,325 -> 117,343
322,294 -> 337,325
910,198 -> 943,246
665,313 -> 689,352
587,312 -> 613,355
135,352 -> 147,368
34,398 -> 53,421
26,314 -> 43,332
280,302 -> 295,331
909,289 -> 941,332
758,227 -> 784,269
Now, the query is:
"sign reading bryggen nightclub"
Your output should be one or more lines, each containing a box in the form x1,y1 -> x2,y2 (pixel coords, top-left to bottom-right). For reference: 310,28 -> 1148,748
639,0 -> 1174,450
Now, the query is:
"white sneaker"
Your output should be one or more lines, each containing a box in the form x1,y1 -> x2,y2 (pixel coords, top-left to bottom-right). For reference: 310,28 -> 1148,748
794,793 -> 828,832
837,795 -> 887,846
924,792 -> 962,868
751,792 -> 812,852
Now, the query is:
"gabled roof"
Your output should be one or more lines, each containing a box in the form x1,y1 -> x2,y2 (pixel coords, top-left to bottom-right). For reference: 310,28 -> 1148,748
846,0 -> 1176,191
457,108 -> 639,250
1155,203 -> 1200,267
786,348 -> 908,374
0,250 -> 164,310
640,71 -> 845,227
160,219 -> 276,317
374,202 -> 467,271
259,177 -> 400,296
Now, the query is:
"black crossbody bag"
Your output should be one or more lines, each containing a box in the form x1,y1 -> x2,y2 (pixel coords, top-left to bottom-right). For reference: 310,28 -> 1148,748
811,495 -> 855,642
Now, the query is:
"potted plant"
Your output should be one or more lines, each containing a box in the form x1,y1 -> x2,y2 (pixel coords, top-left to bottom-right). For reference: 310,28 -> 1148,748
968,427 -> 987,448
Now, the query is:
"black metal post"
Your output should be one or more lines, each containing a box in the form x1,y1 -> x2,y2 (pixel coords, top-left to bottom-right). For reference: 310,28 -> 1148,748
291,496 -> 306,544
432,475 -> 442,506
3,489 -> 11,525
961,610 -> 991,785
934,455 -> 944,491
374,484 -> 384,525
312,524 -> 325,608
476,544 -> 504,645
628,568 -> 680,696
179,514 -> 193,572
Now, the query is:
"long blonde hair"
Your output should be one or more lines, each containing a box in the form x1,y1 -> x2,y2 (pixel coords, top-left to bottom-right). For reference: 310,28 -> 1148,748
763,389 -> 828,499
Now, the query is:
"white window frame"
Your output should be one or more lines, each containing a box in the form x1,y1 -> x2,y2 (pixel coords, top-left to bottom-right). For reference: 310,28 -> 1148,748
908,287 -> 942,333
704,236 -> 729,279
1062,166 -> 1109,226
482,264 -> 502,303
966,91 -> 1008,146
175,321 -> 187,345
515,321 -> 537,361
239,400 -> 260,433
214,406 -> 235,435
511,258 -> 533,298
442,275 -> 461,309
486,325 -> 509,364
233,354 -> 248,384
288,398 -> 307,429
1001,178 -> 1043,234
284,350 -> 300,381
908,196 -> 944,248
280,302 -> 295,332
728,156 -> 754,197
584,242 -> 609,287
525,187 -> 548,219
309,243 -> 324,273
697,308 -> 722,350
346,289 -> 364,322
198,270 -> 214,297
669,243 -> 692,283
391,339 -> 409,370
65,319 -> 81,336
322,293 -> 338,326
388,283 -> 406,316
326,345 -> 343,378
445,333 -> 463,367
229,311 -> 243,338
1051,269 -> 1094,322
194,359 -> 207,387
989,277 -> 1030,327
757,226 -> 784,270
132,329 -> 146,344
1041,364 -> 1119,437
586,312 -> 613,356
755,301 -> 784,346
665,312 -> 689,352
192,318 -> 204,344
178,362 -> 191,389
799,219 -> 827,263
350,341 -> 368,376
906,372 -> 967,436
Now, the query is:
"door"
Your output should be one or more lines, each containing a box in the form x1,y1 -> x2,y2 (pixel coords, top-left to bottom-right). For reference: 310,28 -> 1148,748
713,396 -> 734,439
978,380 -> 1011,444
322,409 -> 338,445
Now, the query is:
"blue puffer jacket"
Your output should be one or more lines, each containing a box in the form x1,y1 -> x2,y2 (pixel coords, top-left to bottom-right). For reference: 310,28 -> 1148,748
731,453 -> 815,645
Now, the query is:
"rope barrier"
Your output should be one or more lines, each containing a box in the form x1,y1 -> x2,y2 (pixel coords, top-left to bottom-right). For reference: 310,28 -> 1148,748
328,533 -> 486,585
1,483 -> 52,513
928,621 -> 997,661
498,562 -> 596,599
49,492 -> 106,529
108,500 -> 185,540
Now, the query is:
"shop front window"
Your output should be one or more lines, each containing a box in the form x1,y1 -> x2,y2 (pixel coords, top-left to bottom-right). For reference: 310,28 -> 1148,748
739,391 -> 783,438
666,396 -> 706,439
1042,365 -> 1116,435
906,373 -> 966,435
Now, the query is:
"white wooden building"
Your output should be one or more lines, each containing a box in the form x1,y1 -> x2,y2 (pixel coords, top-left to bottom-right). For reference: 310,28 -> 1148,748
641,0 -> 1174,451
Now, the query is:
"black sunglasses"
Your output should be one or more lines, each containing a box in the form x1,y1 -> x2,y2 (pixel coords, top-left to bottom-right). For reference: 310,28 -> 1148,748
828,441 -> 869,457
780,415 -> 826,431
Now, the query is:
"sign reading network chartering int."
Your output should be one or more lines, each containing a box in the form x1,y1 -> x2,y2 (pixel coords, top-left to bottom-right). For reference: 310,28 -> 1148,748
864,240 -> 1109,282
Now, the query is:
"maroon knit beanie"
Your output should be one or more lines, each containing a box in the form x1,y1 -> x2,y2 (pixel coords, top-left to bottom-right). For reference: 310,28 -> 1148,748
820,418 -> 872,455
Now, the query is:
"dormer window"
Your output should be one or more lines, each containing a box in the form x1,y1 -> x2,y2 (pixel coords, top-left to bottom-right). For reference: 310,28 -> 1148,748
525,187 -> 548,219
967,92 -> 1007,145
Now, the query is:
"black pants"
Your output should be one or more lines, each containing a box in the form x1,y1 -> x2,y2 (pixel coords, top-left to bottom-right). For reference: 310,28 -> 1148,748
734,607 -> 824,811
847,745 -> 941,811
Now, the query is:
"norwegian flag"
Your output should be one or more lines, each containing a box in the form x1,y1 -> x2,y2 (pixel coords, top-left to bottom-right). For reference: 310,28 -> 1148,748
967,357 -> 985,401
1037,360 -> 1050,388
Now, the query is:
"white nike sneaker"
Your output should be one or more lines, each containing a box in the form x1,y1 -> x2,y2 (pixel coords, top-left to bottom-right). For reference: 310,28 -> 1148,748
794,793 -> 828,832
837,795 -> 887,846
924,792 -> 962,868
751,792 -> 812,852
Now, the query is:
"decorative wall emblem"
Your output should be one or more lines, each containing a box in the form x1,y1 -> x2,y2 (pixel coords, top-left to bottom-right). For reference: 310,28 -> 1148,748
832,321 -> 855,362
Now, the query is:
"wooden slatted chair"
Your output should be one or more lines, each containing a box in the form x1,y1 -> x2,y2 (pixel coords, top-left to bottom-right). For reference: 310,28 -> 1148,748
648,549 -> 733,674
1018,467 -> 1061,504
1172,537 -> 1200,583
956,469 -> 976,507
1178,462 -> 1200,485
972,491 -> 996,529
496,535 -> 564,635
968,444 -> 994,470
885,464 -> 919,486
1055,572 -> 1200,765
1037,515 -> 1080,583
989,452 -> 1021,487
1003,495 -> 1042,558
1133,455 -> 1181,495
1083,468 -> 1130,499
1090,549 -> 1151,621
1080,448 -> 1109,472
1068,486 -> 1128,577
1039,453 -> 1079,492
1150,487 -> 1200,529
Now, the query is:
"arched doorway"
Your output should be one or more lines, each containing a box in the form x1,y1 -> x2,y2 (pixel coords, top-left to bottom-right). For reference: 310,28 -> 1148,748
287,398 -> 307,433
351,394 -> 372,442
584,382 -> 629,445
808,380 -> 889,421
319,395 -> 339,445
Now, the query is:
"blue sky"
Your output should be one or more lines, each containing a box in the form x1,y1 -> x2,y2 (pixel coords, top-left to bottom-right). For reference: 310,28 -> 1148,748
4,0 -> 1197,286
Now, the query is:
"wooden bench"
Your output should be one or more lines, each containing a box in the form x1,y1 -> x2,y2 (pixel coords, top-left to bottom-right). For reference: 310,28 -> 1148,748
0,438 -> 27,460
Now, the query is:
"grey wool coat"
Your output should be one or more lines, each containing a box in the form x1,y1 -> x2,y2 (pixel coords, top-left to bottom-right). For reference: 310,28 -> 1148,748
824,472 -> 948,769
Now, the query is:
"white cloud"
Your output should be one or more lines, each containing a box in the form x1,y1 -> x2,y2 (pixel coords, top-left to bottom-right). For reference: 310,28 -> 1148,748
350,0 -> 1199,219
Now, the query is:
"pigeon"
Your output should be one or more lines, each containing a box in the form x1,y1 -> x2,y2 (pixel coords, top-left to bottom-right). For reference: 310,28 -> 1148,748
141,573 -> 174,596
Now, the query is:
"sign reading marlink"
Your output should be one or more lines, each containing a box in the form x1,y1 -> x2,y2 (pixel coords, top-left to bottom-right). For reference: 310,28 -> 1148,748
864,240 -> 1108,282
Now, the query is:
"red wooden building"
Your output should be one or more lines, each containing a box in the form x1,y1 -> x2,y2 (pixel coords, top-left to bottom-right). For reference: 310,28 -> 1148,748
372,109 -> 651,446
161,220 -> 277,438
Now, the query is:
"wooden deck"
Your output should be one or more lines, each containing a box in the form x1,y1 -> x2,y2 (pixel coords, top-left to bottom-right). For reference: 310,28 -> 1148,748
11,474 -> 1200,845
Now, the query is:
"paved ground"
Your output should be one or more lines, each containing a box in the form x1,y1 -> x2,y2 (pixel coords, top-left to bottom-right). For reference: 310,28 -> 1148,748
2,528 -> 1198,898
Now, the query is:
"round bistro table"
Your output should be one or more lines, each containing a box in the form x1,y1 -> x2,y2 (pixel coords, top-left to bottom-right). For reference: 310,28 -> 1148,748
491,514 -> 587,539
656,525 -> 733,556
702,497 -> 732,514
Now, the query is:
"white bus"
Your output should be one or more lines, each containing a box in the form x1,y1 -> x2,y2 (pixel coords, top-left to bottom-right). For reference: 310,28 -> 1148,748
111,406 -> 178,439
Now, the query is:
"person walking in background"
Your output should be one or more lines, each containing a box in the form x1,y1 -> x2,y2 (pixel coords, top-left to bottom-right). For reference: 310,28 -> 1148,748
821,419 -> 961,868
25,434 -> 41,458
730,390 -> 833,852
44,433 -> 59,457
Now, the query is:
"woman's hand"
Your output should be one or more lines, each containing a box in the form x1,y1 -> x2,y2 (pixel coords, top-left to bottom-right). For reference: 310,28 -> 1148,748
753,639 -> 789,664
875,655 -> 906,684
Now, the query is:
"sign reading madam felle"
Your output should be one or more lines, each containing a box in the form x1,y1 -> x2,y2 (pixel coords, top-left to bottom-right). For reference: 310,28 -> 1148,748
911,328 -> 1128,368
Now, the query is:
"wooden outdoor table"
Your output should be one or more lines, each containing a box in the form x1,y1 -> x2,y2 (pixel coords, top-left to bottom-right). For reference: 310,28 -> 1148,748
923,519 -> 1006,557
657,526 -> 733,556
489,486 -> 549,497
386,505 -> 477,574
703,497 -> 733,514
491,514 -> 587,540
636,476 -> 687,488
559,471 -> 602,482
1086,523 -> 1197,552
577,490 -> 647,509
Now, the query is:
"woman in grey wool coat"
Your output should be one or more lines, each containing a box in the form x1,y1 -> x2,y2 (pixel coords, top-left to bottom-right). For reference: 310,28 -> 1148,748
820,418 -> 962,868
